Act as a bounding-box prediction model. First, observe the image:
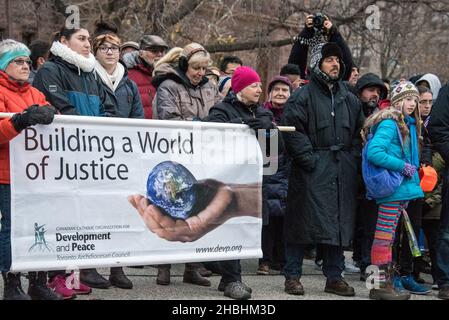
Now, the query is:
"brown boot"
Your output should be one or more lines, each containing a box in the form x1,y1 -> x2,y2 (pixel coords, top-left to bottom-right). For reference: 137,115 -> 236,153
197,263 -> 213,277
156,264 -> 171,286
284,278 -> 304,295
369,264 -> 410,300
324,279 -> 355,297
183,263 -> 211,287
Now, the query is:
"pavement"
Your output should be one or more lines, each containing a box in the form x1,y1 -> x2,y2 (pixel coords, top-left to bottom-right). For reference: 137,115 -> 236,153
0,252 -> 440,300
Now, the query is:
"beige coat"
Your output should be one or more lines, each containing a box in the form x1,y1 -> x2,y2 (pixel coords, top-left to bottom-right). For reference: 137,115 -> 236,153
152,63 -> 221,120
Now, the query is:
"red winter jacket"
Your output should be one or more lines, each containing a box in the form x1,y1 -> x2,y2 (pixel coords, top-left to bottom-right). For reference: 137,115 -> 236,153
0,70 -> 49,184
123,52 -> 156,119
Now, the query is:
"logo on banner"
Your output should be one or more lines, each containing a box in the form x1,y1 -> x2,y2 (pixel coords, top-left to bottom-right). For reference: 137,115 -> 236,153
28,223 -> 54,253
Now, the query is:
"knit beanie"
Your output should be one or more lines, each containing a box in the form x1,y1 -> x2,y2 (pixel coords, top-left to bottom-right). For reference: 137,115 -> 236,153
218,76 -> 231,93
231,66 -> 261,94
0,39 -> 31,71
268,75 -> 292,93
391,81 -> 419,106
309,42 -> 344,83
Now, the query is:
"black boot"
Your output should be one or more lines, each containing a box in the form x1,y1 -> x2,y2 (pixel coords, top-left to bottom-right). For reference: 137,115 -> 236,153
2,272 -> 31,300
369,264 -> 410,300
183,263 -> 211,287
109,267 -> 133,289
156,264 -> 171,285
80,268 -> 111,289
28,271 -> 62,300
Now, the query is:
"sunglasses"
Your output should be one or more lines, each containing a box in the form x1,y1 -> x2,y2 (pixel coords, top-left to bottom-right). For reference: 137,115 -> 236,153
11,58 -> 32,67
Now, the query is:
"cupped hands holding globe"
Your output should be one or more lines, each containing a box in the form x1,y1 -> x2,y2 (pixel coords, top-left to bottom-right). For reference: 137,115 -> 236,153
128,161 -> 261,242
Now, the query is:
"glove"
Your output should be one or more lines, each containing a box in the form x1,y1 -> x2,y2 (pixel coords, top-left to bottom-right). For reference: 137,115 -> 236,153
401,163 -> 417,178
11,105 -> 56,132
244,117 -> 273,130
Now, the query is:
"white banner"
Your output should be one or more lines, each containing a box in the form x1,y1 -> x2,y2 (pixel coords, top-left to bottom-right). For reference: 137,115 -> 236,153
9,115 -> 263,272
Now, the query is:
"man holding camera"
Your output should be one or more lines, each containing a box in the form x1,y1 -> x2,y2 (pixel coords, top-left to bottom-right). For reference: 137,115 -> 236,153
288,14 -> 354,82
281,42 -> 364,297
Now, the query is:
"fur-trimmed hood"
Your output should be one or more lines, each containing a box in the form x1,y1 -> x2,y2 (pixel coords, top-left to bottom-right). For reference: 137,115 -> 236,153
361,108 -> 406,142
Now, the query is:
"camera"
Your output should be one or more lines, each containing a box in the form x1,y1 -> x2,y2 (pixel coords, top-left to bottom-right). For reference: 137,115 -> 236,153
312,12 -> 326,31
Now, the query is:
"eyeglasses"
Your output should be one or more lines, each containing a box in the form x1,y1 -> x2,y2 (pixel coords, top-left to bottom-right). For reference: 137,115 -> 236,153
98,45 -> 120,54
142,47 -> 166,55
419,99 -> 433,105
11,59 -> 32,67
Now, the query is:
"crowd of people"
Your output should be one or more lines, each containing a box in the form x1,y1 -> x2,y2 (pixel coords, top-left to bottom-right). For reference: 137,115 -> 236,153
1,14 -> 449,301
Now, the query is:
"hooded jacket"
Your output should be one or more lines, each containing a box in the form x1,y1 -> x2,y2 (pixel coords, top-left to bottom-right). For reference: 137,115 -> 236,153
415,74 -> 441,99
122,51 -> 156,119
152,63 -> 221,121
355,73 -> 388,117
0,71 -> 49,184
363,108 -> 424,204
33,50 -> 115,117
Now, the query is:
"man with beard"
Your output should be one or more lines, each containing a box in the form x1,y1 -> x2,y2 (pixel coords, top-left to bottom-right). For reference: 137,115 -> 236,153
352,73 -> 389,280
122,35 -> 168,119
281,42 -> 364,296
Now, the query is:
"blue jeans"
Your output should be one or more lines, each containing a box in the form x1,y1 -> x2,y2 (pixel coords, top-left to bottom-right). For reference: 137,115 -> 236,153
435,169 -> 449,289
284,243 -> 344,282
0,184 -> 11,272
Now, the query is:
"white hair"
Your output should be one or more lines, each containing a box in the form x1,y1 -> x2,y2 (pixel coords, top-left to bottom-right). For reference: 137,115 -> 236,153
0,39 -> 31,57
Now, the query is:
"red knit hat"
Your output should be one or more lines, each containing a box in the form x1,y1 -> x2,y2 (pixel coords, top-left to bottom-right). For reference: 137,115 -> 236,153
231,66 -> 261,94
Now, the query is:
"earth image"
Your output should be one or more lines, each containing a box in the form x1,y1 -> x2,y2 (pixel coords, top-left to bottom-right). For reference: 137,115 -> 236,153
146,161 -> 197,219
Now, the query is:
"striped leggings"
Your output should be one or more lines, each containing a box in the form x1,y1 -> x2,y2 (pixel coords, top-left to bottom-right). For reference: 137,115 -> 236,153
371,201 -> 402,266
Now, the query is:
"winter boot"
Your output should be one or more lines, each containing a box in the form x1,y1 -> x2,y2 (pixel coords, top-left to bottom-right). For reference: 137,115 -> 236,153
369,264 -> 411,300
2,272 -> 31,300
156,264 -> 171,285
183,263 -> 211,287
28,271 -> 62,300
80,268 -> 111,289
109,267 -> 133,289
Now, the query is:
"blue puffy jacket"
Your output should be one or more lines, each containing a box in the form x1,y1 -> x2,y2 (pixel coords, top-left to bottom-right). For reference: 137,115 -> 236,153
367,118 -> 424,203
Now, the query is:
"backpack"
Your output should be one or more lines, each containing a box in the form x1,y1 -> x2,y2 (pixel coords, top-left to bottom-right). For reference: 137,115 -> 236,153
362,123 -> 404,200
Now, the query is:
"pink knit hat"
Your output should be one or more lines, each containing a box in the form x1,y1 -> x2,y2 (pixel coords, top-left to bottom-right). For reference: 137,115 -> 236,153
231,66 -> 261,94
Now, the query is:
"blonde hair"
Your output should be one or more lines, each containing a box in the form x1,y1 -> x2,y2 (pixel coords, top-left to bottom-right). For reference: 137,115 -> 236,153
188,50 -> 211,68
154,47 -> 183,70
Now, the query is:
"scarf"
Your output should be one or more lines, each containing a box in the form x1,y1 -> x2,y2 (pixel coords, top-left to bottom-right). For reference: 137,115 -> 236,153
263,101 -> 282,125
50,41 -> 96,73
405,116 -> 419,168
94,60 -> 125,92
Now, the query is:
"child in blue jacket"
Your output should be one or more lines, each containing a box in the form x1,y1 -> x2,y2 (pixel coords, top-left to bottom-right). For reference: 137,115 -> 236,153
362,81 -> 424,300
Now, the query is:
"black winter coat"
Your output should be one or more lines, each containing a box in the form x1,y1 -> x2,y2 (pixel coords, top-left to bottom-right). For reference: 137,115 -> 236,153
429,83 -> 449,164
207,92 -> 273,125
281,73 -> 364,246
33,56 -> 115,117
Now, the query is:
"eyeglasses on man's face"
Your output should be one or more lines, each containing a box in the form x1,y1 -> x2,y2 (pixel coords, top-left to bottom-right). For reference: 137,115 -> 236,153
99,45 -> 120,54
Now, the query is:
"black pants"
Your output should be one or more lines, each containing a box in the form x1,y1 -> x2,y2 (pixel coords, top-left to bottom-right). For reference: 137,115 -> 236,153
220,260 -> 241,284
422,218 -> 440,282
359,198 -> 378,272
259,216 -> 285,267
395,199 -> 423,276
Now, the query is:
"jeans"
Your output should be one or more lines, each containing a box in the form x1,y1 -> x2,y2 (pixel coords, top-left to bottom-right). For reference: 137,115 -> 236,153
220,260 -> 241,284
284,243 -> 344,282
435,169 -> 449,288
0,184 -> 11,272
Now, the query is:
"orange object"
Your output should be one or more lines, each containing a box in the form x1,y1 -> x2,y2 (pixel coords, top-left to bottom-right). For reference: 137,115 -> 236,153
419,166 -> 438,192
